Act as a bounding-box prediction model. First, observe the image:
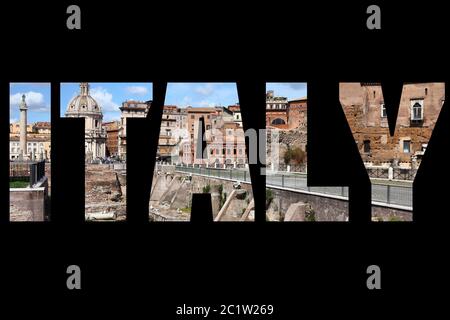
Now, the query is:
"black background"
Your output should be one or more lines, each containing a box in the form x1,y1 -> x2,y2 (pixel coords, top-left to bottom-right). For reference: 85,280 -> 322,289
1,1 -> 449,318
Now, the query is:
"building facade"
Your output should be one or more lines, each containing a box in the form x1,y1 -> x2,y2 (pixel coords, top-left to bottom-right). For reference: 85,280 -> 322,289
118,100 -> 151,160
287,97 -> 307,130
180,105 -> 247,167
266,90 -> 289,129
103,121 -> 120,157
340,82 -> 445,168
266,90 -> 308,131
65,83 -> 107,161
9,121 -> 51,160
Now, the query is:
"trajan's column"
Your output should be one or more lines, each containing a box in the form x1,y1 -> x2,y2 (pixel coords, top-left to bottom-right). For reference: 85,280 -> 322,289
19,94 -> 28,160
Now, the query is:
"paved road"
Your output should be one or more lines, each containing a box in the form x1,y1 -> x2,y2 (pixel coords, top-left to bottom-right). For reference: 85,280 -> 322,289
175,167 -> 413,208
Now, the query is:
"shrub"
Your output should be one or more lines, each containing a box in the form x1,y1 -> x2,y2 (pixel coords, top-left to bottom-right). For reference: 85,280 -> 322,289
266,188 -> 274,209
283,146 -> 306,165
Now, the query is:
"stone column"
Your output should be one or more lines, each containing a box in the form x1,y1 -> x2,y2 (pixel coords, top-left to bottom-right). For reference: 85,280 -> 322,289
19,94 -> 28,160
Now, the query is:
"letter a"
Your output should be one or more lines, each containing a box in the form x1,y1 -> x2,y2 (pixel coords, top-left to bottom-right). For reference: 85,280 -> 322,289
66,265 -> 81,290
66,5 -> 81,30
366,5 -> 381,30
366,265 -> 381,290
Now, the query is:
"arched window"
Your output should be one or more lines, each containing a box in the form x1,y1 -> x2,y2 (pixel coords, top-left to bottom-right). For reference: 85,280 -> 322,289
271,118 -> 286,125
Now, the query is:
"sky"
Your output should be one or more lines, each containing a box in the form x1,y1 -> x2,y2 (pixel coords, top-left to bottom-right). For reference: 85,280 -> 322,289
10,82 -> 307,124
9,83 -> 51,123
61,83 -> 240,120
165,83 -> 239,107
61,83 -> 153,121
266,83 -> 307,100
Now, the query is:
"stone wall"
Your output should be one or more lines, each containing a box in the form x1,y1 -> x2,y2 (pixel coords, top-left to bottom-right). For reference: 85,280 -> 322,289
340,83 -> 444,165
287,102 -> 307,130
266,128 -> 307,169
372,206 -> 412,221
85,164 -> 126,219
10,177 -> 48,221
266,186 -> 412,222
149,171 -> 254,220
266,187 -> 348,221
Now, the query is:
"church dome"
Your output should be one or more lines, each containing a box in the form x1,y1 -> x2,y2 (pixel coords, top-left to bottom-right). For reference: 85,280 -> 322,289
65,83 -> 102,116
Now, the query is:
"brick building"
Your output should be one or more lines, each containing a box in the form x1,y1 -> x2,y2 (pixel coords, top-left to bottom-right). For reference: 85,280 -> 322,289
184,107 -> 216,164
287,97 -> 307,130
103,121 -> 120,157
266,91 -> 308,130
266,90 -> 289,129
340,82 -> 445,168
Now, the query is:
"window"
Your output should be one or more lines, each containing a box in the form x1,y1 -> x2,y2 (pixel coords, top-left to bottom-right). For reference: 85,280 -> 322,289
222,148 -> 226,155
191,115 -> 195,119
236,114 -> 240,120
233,149 -> 237,155
239,149 -> 242,155
380,103 -> 387,118
210,149 -> 214,155
227,149 -> 231,155
207,115 -> 210,119
403,140 -> 411,153
271,118 -> 286,125
411,99 -> 424,121
363,140 -> 371,153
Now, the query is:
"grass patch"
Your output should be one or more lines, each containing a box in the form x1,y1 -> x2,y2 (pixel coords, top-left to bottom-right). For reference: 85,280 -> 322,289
10,180 -> 29,188
180,207 -> 191,213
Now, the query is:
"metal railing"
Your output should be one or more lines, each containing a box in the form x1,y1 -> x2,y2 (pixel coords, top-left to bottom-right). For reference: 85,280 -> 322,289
176,166 -> 252,183
367,167 -> 389,179
175,165 -> 412,209
371,183 -> 412,207
366,167 -> 417,181
393,168 -> 417,181
10,160 -> 46,187
266,172 -> 348,198
273,163 -> 307,173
